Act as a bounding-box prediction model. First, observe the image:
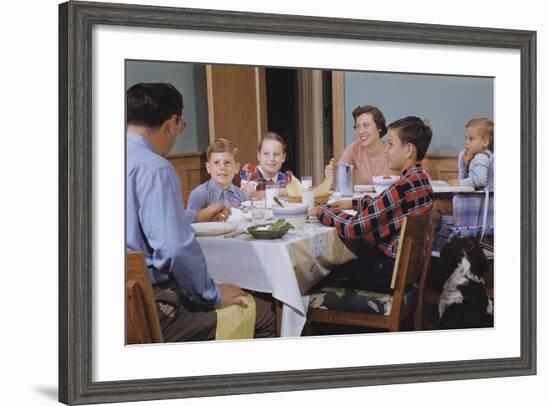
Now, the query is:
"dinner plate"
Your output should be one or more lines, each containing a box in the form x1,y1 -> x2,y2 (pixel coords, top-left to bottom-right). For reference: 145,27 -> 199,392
191,222 -> 237,236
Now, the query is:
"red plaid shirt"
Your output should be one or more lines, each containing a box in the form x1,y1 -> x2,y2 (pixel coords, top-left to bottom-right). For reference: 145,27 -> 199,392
317,164 -> 433,258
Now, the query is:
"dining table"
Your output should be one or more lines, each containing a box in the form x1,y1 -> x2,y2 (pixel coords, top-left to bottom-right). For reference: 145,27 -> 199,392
196,181 -> 473,337
331,180 -> 475,201
195,208 -> 357,337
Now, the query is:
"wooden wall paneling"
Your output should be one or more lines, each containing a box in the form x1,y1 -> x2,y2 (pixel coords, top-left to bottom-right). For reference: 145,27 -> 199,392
205,65 -> 265,168
422,154 -> 458,181
331,71 -> 345,163
166,152 -> 206,206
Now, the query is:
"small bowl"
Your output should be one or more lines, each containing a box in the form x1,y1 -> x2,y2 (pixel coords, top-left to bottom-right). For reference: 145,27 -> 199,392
372,175 -> 399,186
247,224 -> 290,240
272,203 -> 308,228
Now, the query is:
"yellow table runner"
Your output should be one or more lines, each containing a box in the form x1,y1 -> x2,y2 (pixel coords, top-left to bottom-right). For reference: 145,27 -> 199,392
215,294 -> 256,340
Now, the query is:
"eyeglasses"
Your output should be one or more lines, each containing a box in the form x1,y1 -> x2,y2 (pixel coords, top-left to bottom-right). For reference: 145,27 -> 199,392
175,115 -> 187,130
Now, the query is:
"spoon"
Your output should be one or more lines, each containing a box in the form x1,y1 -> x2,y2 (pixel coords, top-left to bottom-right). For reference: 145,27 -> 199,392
273,196 -> 285,208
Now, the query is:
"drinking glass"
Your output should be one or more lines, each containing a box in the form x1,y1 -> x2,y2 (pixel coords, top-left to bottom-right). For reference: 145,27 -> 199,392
301,176 -> 313,190
265,184 -> 279,209
302,189 -> 315,210
251,195 -> 266,222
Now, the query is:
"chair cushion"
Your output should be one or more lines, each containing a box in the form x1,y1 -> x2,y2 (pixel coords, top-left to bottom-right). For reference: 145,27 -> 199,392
309,286 -> 418,316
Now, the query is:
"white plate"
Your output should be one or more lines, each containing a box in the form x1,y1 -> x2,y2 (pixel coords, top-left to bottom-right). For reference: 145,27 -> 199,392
354,184 -> 375,192
191,222 -> 237,236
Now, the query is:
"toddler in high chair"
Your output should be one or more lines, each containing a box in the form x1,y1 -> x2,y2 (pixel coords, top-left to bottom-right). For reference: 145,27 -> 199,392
448,118 -> 493,190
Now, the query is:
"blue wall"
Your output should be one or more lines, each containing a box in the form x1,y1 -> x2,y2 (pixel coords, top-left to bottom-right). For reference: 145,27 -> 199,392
344,71 -> 494,154
126,60 -> 210,152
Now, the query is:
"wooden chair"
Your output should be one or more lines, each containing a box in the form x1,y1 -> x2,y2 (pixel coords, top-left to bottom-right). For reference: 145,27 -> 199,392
413,213 -> 440,330
307,209 -> 434,333
126,252 -> 163,344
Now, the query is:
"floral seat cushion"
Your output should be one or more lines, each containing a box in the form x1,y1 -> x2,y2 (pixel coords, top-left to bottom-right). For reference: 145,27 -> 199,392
309,285 -> 418,316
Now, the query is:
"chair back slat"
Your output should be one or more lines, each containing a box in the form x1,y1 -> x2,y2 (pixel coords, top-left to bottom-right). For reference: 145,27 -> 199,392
391,210 -> 433,290
126,252 -> 163,344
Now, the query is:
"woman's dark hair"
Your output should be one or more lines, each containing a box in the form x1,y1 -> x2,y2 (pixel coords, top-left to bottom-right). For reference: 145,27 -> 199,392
352,105 -> 387,137
127,82 -> 183,128
388,116 -> 433,161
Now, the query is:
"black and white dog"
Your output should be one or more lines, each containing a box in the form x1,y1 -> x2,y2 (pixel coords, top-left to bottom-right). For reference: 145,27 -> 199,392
438,238 -> 494,329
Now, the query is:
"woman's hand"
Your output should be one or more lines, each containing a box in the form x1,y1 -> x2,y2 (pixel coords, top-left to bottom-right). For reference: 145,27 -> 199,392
324,157 -> 336,180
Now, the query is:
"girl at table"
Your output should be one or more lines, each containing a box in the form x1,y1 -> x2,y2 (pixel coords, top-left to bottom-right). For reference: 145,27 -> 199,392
448,118 -> 494,189
325,105 -> 399,185
313,116 -> 434,293
240,132 -> 291,199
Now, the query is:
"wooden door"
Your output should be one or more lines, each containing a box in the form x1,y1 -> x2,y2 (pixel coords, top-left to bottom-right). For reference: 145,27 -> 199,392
206,65 -> 268,168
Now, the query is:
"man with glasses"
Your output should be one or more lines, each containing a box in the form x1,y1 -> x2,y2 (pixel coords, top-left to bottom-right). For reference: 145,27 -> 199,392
126,82 -> 274,341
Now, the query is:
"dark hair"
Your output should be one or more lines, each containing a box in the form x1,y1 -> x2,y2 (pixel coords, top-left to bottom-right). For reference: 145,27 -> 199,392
127,82 -> 183,128
207,138 -> 239,161
352,105 -> 387,137
258,132 -> 286,153
388,116 -> 432,161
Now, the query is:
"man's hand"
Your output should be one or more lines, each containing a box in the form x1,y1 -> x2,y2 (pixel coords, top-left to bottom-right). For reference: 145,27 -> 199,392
216,283 -> 249,309
197,203 -> 231,222
330,199 -> 353,210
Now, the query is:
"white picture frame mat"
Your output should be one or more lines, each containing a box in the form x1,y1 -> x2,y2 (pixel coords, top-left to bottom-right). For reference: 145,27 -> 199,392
92,24 -> 521,381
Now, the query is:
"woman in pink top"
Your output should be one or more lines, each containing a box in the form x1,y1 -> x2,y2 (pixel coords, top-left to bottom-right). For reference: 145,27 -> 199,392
328,105 -> 399,185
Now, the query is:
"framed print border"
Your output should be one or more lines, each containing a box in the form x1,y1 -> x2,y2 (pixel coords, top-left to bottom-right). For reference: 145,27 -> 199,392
59,1 -> 537,404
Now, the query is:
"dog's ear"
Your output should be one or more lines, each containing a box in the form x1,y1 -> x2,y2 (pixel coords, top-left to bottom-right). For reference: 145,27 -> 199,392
440,237 -> 465,276
464,239 -> 489,276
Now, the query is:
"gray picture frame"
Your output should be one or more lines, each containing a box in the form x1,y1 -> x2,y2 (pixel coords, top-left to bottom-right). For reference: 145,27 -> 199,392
59,1 -> 537,404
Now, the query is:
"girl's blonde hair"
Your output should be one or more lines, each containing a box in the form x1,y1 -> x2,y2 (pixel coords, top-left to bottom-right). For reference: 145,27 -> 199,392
466,118 -> 494,150
258,132 -> 286,153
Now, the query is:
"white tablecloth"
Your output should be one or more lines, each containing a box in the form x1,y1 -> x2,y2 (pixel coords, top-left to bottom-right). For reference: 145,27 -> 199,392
196,210 -> 356,337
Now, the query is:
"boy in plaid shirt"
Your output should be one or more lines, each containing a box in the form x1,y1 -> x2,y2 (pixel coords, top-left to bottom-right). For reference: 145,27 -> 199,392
314,116 -> 434,293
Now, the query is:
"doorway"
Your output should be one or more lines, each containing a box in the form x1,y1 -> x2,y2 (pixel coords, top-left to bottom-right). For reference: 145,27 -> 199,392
266,68 -> 334,181
265,68 -> 299,176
